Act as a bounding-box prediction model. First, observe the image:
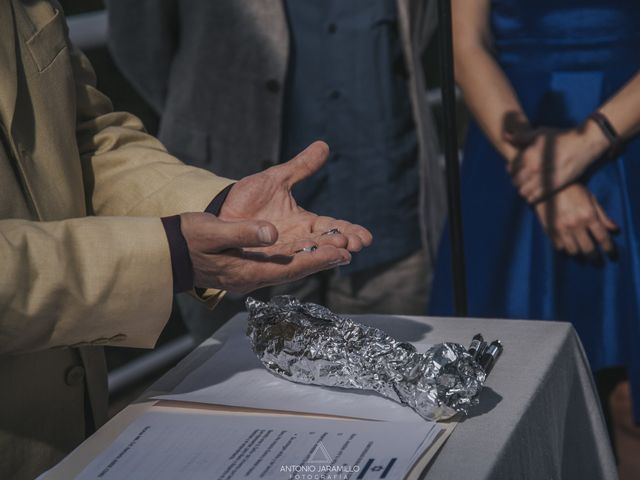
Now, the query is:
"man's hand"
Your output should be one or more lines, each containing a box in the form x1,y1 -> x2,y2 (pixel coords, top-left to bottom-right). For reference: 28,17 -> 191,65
219,141 -> 373,251
507,122 -> 610,203
533,183 -> 617,257
181,141 -> 372,293
180,212 -> 352,293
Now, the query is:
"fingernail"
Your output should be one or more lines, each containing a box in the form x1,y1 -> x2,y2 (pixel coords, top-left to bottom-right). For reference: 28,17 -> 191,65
331,256 -> 351,267
258,226 -> 275,244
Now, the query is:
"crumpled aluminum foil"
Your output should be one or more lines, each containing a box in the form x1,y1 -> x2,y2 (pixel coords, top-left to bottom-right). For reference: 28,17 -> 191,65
246,296 -> 486,421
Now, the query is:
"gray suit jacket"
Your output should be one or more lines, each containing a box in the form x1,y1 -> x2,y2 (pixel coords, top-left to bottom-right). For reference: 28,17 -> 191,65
107,0 -> 446,261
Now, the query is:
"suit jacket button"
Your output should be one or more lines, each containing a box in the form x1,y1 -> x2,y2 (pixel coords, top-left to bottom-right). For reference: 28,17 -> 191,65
265,79 -> 281,93
65,365 -> 85,386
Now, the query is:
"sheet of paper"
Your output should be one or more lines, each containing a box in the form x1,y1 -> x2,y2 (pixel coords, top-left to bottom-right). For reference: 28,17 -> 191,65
76,411 -> 444,480
155,335 -> 432,423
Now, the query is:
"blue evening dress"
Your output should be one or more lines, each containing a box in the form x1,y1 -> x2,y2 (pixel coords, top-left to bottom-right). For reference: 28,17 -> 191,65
429,0 -> 640,422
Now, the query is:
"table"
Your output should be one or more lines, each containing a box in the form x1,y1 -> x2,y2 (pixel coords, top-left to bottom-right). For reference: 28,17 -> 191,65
43,313 -> 617,480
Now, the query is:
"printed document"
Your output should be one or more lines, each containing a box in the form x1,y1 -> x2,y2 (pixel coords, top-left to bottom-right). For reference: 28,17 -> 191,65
76,411 -> 444,480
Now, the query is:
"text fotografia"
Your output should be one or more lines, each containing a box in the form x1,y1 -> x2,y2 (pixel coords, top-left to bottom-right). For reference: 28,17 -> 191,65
280,464 -> 360,480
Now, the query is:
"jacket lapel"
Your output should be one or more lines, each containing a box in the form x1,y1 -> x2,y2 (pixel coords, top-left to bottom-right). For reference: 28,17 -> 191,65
0,0 -> 18,132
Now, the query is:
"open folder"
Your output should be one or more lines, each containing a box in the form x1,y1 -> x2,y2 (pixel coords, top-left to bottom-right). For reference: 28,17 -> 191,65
123,334 -> 457,479
75,410 -> 454,480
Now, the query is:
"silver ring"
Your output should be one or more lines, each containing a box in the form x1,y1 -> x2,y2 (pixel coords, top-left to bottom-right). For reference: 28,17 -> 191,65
294,245 -> 318,254
321,228 -> 341,236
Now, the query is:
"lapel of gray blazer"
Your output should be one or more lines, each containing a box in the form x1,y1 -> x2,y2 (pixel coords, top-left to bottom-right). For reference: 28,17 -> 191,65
396,0 -> 416,75
0,0 -> 18,133
266,0 -> 289,68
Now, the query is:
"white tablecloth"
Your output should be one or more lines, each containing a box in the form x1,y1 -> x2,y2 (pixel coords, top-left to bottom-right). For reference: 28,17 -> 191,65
45,313 -> 617,480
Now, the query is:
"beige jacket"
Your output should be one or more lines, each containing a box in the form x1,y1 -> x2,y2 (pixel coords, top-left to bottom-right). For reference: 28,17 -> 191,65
0,1 -> 232,477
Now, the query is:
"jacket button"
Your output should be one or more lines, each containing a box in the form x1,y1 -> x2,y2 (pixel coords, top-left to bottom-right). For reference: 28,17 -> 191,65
65,365 -> 85,386
265,79 -> 281,93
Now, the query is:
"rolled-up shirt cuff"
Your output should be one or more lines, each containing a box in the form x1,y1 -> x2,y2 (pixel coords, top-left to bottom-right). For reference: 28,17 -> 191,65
162,183 -> 236,293
205,183 -> 234,215
161,215 -> 193,293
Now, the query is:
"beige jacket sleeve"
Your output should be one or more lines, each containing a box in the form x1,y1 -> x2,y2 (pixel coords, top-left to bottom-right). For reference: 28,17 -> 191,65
0,34 -> 233,354
0,217 -> 174,354
71,45 -> 234,219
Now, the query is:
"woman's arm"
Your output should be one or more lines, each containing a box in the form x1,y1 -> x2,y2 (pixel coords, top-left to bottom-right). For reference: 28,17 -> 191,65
534,184 -> 617,256
510,71 -> 640,202
452,0 -> 528,163
453,0 -> 617,256
599,72 -> 640,140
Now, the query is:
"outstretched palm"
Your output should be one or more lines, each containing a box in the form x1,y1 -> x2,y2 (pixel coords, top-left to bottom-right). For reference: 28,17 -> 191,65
182,142 -> 373,292
219,141 -> 372,254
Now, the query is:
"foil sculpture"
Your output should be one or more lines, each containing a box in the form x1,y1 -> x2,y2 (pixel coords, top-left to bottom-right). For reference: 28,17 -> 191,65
246,296 -> 487,421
